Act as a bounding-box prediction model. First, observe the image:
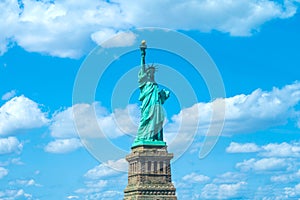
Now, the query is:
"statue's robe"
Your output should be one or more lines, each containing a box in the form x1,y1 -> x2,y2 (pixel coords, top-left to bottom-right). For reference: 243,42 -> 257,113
135,67 -> 169,142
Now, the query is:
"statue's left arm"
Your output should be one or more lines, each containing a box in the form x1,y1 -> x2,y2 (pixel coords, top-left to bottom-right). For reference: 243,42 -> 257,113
159,89 -> 170,104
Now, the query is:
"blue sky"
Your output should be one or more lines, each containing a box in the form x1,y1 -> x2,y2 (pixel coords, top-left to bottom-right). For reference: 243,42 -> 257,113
1,0 -> 300,199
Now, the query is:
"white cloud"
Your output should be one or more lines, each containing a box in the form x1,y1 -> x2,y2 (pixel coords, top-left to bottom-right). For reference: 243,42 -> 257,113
49,107 -> 78,139
46,82 -> 300,158
255,185 -> 288,200
11,157 -> 24,165
226,142 -> 261,153
284,183 -> 300,198
76,190 -> 122,200
0,95 -> 49,135
75,180 -> 108,194
0,0 -> 298,57
164,82 -> 300,156
261,142 -> 300,157
44,138 -> 82,154
213,172 -> 246,184
67,196 -> 79,199
92,31 -> 137,48
0,167 -> 8,179
0,0 -> 130,58
9,179 -> 41,187
201,181 -> 247,199
47,103 -> 139,154
182,172 -> 210,183
0,137 -> 23,154
1,90 -> 17,101
0,157 -> 24,167
236,158 -> 289,172
0,189 -> 32,200
89,190 -> 122,200
50,103 -> 139,139
84,158 -> 127,179
76,159 -> 127,199
90,29 -> 118,47
166,82 -> 300,139
222,82 -> 300,134
47,82 -> 300,156
112,104 -> 140,136
226,141 -> 300,158
118,0 -> 298,36
271,169 -> 300,183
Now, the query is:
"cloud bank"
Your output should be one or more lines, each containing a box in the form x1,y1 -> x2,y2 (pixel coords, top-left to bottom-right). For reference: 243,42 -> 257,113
166,82 -> 300,140
1,82 -> 295,154
44,82 -> 300,153
0,0 -> 299,58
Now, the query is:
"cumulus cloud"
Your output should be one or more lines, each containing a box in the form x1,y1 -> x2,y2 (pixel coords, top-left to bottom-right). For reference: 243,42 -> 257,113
164,82 -> 300,157
84,165 -> 119,180
11,158 -> 24,165
284,183 -> 300,198
213,172 -> 246,184
92,31 -> 137,48
84,158 -> 127,179
0,0 -> 132,58
271,169 -> 300,183
0,189 -> 32,200
1,90 -> 17,101
219,82 -> 300,134
255,185 -> 288,200
75,180 -> 108,194
0,157 -> 24,167
226,142 -> 261,153
46,102 -> 139,153
75,159 -> 126,199
182,172 -> 210,183
0,0 -> 298,57
46,82 -> 300,155
260,142 -> 300,157
50,103 -> 139,139
0,167 -> 8,179
0,95 -> 49,135
226,141 -> 300,157
236,158 -> 289,172
118,0 -> 298,35
166,82 -> 300,140
226,140 -> 300,192
75,190 -> 122,200
0,137 -> 23,154
49,106 -> 78,139
93,191 -> 123,199
201,181 -> 247,199
9,179 -> 41,187
44,138 -> 82,154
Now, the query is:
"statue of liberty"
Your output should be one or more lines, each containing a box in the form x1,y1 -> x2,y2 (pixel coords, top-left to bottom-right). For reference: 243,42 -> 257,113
132,40 -> 170,147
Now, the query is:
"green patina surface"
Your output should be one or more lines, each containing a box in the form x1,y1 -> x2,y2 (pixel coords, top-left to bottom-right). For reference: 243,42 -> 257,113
132,140 -> 166,148
132,41 -> 169,148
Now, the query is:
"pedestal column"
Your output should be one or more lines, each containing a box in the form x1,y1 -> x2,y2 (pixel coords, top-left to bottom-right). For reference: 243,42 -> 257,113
124,145 -> 177,200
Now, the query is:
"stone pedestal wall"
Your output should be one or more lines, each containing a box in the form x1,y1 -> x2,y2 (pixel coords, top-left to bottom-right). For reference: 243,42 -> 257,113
124,145 -> 177,200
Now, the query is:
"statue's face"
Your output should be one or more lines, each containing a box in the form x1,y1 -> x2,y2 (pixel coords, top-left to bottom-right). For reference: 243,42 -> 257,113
147,68 -> 155,80
149,68 -> 155,75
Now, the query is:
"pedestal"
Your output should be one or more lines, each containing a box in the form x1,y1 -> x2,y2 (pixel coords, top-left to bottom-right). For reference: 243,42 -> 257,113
124,145 -> 177,200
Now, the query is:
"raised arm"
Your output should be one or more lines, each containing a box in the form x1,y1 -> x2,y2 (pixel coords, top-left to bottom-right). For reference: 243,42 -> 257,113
140,40 -> 147,73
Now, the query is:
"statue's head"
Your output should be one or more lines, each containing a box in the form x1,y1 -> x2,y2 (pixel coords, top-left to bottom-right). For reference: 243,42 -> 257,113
146,64 -> 157,81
